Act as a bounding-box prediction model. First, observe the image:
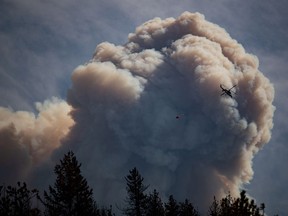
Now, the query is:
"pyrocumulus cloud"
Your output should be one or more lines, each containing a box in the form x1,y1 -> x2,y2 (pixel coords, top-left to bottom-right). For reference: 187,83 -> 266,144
0,12 -> 274,212
63,11 -> 275,209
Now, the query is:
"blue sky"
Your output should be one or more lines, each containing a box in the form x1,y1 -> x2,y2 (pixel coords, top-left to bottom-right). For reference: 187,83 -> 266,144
1,0 -> 287,215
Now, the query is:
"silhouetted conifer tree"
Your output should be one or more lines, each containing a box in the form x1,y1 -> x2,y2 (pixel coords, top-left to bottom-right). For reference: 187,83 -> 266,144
179,199 -> 199,216
0,182 -> 40,216
123,167 -> 148,216
208,196 -> 221,216
43,151 -> 97,216
260,203 -> 265,216
208,190 -> 262,216
146,189 -> 165,216
219,192 -> 234,216
94,204 -> 115,216
165,195 -> 179,216
232,190 -> 260,216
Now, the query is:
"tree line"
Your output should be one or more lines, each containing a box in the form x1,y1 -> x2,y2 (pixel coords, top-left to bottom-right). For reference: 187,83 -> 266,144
0,151 -> 276,216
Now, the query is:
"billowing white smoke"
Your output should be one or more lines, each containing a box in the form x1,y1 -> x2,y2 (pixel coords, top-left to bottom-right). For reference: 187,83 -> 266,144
0,11 -> 274,212
64,12 -> 275,209
0,97 -> 73,183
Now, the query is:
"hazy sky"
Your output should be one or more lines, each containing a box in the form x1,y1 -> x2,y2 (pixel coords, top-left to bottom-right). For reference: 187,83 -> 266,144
0,0 -> 287,215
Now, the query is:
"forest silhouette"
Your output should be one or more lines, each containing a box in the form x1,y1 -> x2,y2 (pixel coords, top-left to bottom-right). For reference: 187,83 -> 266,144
0,151 -> 276,216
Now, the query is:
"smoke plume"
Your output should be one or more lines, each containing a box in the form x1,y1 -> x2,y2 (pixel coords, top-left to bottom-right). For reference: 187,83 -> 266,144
0,97 -> 73,183
63,11 -> 275,209
0,12 -> 274,211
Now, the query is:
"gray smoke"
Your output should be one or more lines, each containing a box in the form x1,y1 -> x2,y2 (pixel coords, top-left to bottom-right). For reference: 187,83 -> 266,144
0,12 -> 275,212
0,98 -> 73,183
64,12 -> 275,210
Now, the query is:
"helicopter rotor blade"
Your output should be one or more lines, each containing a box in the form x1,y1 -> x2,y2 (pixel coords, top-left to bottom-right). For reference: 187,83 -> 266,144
228,85 -> 236,91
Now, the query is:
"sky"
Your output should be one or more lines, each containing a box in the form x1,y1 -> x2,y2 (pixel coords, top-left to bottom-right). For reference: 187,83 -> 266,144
0,0 -> 287,215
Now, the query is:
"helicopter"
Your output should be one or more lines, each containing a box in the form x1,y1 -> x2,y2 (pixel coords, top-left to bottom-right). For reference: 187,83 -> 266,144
220,84 -> 236,98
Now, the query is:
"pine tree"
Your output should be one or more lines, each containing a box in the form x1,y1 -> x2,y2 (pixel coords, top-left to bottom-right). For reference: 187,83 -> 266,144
94,204 -> 115,216
124,167 -> 148,216
209,190 -> 263,216
259,203 -> 265,216
0,182 -> 40,216
43,151 -> 96,216
165,195 -> 179,216
219,192 -> 234,216
179,199 -> 199,216
146,189 -> 165,216
232,190 -> 261,216
208,196 -> 221,216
